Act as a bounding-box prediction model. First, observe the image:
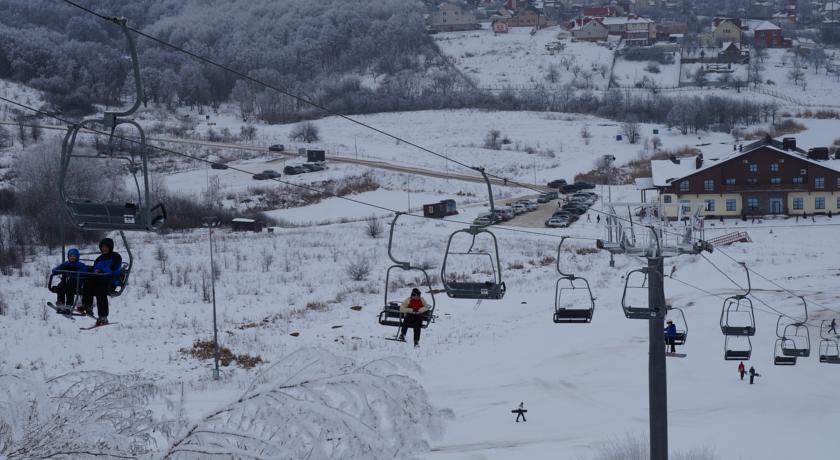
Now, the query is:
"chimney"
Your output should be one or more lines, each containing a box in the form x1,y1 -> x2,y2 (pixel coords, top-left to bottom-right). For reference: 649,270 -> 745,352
782,137 -> 796,151
669,154 -> 680,164
695,153 -> 704,169
808,147 -> 829,160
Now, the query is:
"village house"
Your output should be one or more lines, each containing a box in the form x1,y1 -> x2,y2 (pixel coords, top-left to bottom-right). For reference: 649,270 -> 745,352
743,19 -> 784,48
493,0 -> 548,29
571,17 -> 608,41
649,137 -> 840,219
428,2 -> 480,33
570,14 -> 656,45
700,18 -> 743,46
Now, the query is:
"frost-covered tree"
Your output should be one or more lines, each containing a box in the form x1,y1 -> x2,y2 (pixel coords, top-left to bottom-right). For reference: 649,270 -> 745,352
162,348 -> 441,459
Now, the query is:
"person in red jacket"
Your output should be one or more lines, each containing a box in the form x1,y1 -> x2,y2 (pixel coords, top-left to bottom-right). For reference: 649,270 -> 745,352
399,288 -> 430,347
738,361 -> 746,381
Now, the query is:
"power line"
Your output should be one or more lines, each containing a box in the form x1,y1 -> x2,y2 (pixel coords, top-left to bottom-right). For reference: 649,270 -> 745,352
0,94 -> 600,244
667,274 -> 804,320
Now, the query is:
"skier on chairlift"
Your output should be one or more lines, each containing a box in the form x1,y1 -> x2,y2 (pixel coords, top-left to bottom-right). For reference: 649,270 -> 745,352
80,238 -> 123,325
399,288 -> 430,347
664,320 -> 678,354
50,248 -> 87,313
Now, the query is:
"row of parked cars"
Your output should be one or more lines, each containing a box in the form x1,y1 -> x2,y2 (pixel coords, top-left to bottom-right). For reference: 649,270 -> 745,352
251,162 -> 326,180
545,191 -> 598,228
547,179 -> 596,194
472,199 -> 537,226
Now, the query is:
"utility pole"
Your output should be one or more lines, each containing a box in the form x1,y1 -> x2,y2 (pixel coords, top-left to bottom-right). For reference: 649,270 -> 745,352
203,217 -> 221,381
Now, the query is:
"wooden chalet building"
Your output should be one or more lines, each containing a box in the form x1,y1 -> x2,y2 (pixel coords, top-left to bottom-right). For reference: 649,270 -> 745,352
650,137 -> 840,218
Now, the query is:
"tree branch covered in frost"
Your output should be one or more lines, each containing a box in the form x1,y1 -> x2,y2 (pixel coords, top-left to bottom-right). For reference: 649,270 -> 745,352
163,348 -> 441,460
0,371 -> 164,459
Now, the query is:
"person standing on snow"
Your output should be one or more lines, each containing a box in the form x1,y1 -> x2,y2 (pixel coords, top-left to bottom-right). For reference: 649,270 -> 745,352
829,318 -> 838,335
80,238 -> 123,325
664,320 -> 678,354
50,248 -> 88,312
738,361 -> 746,381
513,402 -> 527,422
399,288 -> 430,347
749,366 -> 760,385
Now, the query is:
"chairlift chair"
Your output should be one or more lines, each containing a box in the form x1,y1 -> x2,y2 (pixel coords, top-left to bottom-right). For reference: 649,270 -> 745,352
774,338 -> 798,365
719,263 -> 756,336
552,237 -> 595,323
58,19 -> 166,233
378,213 -> 436,328
776,298 -> 811,357
819,320 -> 840,364
440,168 -> 505,300
723,335 -> 752,360
49,231 -> 133,299
621,267 -> 665,319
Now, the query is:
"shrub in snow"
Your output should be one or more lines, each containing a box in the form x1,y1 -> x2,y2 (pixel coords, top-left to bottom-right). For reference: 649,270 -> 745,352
346,258 -> 372,281
289,122 -> 320,143
162,348 -> 440,459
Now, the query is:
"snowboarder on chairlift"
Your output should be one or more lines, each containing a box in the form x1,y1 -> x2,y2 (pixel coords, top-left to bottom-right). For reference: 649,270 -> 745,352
399,288 -> 430,347
513,402 -> 527,422
738,361 -> 746,381
50,248 -> 87,312
80,238 -> 123,325
829,318 -> 838,335
664,320 -> 677,354
748,366 -> 760,385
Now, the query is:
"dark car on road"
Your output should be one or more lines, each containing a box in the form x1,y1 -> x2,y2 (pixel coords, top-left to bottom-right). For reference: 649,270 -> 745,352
284,165 -> 305,175
301,163 -> 325,172
210,162 -> 228,170
261,169 -> 281,179
561,184 -> 581,193
252,173 -> 268,180
562,204 -> 588,215
547,179 -> 567,189
574,181 -> 596,190
268,144 -> 285,152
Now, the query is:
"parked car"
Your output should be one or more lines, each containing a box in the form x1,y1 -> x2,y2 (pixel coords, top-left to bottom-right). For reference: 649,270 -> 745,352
545,217 -> 571,228
562,204 -> 588,215
516,200 -> 538,211
261,169 -> 281,179
561,184 -> 581,193
537,191 -> 559,203
496,207 -> 515,221
252,173 -> 268,180
268,144 -> 285,152
574,181 -> 596,190
473,212 -> 496,226
210,162 -> 228,170
512,203 -> 527,215
547,179 -> 567,189
283,165 -> 305,175
300,163 -> 324,172
552,210 -> 576,220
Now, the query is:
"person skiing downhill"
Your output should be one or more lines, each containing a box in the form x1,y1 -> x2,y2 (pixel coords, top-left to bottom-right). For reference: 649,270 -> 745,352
399,288 -> 430,347
50,248 -> 87,312
738,361 -> 746,381
829,318 -> 838,335
80,238 -> 123,325
664,320 -> 678,353
749,366 -> 760,384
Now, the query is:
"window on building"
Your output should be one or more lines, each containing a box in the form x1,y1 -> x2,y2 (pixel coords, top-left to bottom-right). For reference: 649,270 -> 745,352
747,178 -> 758,184
724,178 -> 736,185
771,177 -> 781,184
837,196 -> 840,209
705,199 -> 715,212
771,163 -> 779,172
663,195 -> 672,203
704,179 -> 714,191
836,177 -> 840,188
726,199 -> 737,211
793,176 -> 804,184
816,177 -> 825,189
680,200 -> 691,214
816,196 -> 826,209
679,180 -> 689,192
748,164 -> 758,172
747,197 -> 758,210
793,197 -> 804,210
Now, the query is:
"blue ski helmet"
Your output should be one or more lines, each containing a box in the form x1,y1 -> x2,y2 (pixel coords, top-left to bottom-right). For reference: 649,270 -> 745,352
67,248 -> 80,259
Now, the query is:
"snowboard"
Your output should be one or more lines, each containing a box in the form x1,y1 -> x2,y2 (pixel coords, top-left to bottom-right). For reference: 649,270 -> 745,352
666,352 -> 687,358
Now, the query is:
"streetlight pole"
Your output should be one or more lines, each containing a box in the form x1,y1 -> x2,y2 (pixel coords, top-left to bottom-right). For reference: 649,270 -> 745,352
203,217 -> 221,381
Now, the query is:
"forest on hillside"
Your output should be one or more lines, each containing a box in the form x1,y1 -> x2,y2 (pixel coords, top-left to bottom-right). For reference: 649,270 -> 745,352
0,0 -> 471,121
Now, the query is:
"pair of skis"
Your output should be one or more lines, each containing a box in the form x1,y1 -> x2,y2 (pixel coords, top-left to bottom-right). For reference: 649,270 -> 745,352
47,302 -> 117,330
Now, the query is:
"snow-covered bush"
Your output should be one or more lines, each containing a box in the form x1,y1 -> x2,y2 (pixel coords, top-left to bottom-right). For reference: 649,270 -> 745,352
162,348 -> 440,459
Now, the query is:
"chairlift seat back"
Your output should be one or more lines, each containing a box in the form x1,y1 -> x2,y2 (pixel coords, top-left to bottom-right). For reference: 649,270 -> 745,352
673,331 -> 687,345
444,281 -> 506,300
774,355 -> 797,365
781,344 -> 810,357
553,308 -> 593,323
65,200 -> 166,231
720,325 -> 756,336
724,349 -> 751,360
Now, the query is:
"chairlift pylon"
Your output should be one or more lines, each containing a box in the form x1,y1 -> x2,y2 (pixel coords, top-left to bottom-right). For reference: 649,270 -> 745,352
719,262 -> 756,336
378,213 -> 436,330
58,18 -> 165,232
819,319 -> 840,364
441,168 -> 505,300
552,237 -> 595,323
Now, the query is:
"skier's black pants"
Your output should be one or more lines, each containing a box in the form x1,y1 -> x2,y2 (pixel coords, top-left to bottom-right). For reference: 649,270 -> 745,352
54,278 -> 82,305
665,337 -> 676,353
515,410 -> 526,422
82,276 -> 112,318
740,371 -> 745,380
830,326 -> 837,334
749,374 -> 755,384
400,314 -> 424,344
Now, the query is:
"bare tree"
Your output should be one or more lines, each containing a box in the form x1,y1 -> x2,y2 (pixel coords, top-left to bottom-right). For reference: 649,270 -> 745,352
622,120 -> 641,144
483,129 -> 502,150
651,136 -> 662,150
289,121 -> 320,143
545,64 -> 560,84
346,257 -> 371,281
365,216 -> 384,239
580,125 -> 592,145
0,125 -> 10,149
748,60 -> 764,88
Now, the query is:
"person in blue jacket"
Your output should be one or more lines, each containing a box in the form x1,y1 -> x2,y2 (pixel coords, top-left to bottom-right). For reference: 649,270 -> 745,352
50,248 -> 87,311
664,320 -> 678,354
81,238 -> 122,325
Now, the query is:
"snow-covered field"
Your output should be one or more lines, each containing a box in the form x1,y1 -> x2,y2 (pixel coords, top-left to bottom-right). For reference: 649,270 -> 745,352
760,48 -> 840,107
434,26 -> 613,90
613,55 -> 681,88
